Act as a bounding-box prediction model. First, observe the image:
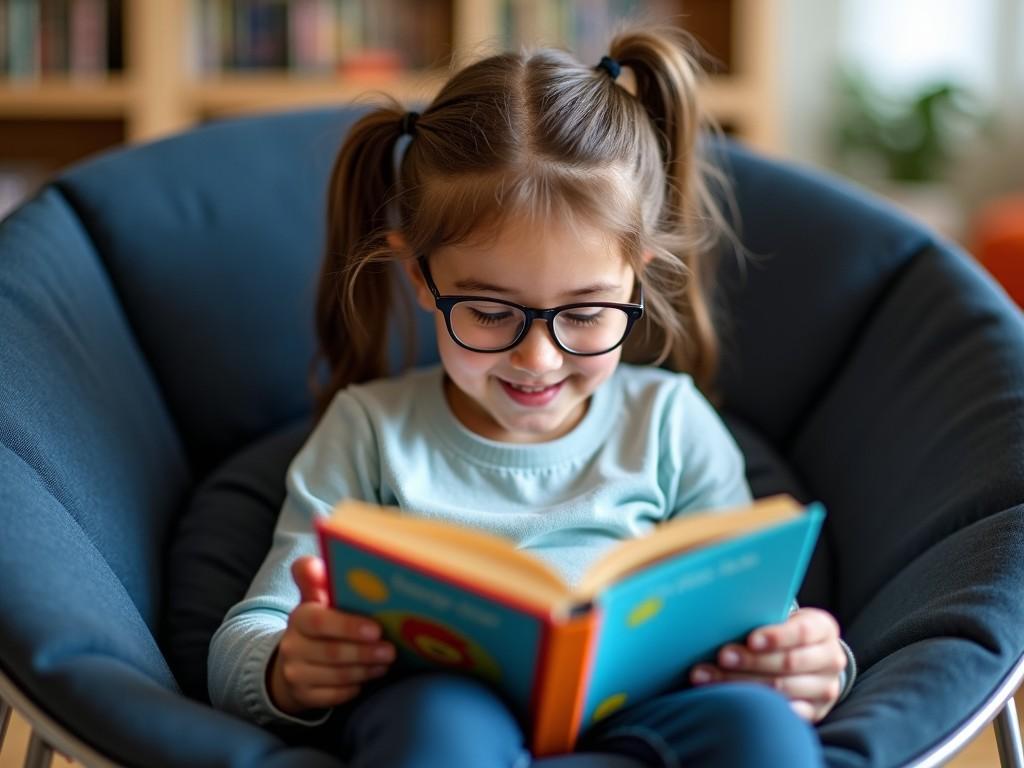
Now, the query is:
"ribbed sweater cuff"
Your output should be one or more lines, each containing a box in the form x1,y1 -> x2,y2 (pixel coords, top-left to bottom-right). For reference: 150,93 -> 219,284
244,629 -> 332,727
837,637 -> 857,702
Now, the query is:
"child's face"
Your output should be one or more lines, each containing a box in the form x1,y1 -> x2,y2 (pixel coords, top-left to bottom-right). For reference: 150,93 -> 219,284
403,216 -> 637,444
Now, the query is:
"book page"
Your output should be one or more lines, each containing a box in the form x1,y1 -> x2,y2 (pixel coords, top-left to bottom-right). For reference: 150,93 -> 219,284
574,496 -> 803,598
320,500 -> 574,613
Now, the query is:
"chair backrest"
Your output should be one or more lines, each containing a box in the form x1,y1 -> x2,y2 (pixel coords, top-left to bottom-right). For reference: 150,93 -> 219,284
4,104 -> 1022,640
4,106 -> 1024,768
52,109 -> 357,480
710,142 -> 932,441
45,110 -> 939,477
711,143 -> 1024,622
0,186 -> 184,684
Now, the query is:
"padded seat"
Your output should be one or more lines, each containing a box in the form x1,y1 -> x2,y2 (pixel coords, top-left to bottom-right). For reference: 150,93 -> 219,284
1,107 -> 1022,767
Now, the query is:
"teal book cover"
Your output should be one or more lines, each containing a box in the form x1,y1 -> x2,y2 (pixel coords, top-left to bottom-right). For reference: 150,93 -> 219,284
317,529 -> 551,719
579,502 -> 825,726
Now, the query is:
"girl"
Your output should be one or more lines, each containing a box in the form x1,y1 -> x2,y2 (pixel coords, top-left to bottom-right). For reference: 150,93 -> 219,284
209,25 -> 854,768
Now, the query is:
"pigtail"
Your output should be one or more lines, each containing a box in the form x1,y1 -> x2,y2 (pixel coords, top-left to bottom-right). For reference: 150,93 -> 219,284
610,28 -> 724,396
309,101 -> 407,421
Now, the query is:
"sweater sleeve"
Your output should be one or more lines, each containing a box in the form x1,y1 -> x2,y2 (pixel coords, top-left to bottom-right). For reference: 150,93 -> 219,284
207,389 -> 381,727
663,376 -> 753,516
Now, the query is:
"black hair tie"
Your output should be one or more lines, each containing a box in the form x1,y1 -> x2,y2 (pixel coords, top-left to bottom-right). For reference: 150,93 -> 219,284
596,55 -> 621,80
401,111 -> 420,136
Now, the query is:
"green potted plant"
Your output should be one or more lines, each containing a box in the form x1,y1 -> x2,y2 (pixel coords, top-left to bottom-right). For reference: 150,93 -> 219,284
831,68 -> 985,239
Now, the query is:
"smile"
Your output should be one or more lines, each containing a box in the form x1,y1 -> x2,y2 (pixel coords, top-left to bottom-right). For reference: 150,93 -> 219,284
505,381 -> 559,393
498,378 -> 565,406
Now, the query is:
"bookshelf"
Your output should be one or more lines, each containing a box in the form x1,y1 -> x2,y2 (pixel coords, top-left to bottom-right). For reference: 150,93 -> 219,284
0,0 -> 779,215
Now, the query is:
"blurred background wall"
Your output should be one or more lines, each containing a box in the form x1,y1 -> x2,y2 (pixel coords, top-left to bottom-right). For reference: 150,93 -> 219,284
780,0 -> 1024,246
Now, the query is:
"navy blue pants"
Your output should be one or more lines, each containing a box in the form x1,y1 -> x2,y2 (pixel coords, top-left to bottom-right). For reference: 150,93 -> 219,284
279,672 -> 823,767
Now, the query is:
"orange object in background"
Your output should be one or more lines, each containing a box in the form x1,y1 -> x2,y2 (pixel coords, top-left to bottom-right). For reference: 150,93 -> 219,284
970,196 -> 1024,309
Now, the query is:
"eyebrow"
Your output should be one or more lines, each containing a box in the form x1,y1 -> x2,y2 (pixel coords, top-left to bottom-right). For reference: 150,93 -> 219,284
452,278 -> 623,300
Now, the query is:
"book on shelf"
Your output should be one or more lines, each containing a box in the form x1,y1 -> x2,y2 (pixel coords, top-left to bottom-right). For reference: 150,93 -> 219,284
499,0 -> 682,67
1,0 -> 122,80
499,0 -> 733,76
191,0 -> 451,77
316,494 -> 824,756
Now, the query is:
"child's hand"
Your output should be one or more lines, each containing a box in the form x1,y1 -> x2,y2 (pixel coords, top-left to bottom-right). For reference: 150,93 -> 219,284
267,556 -> 395,716
689,607 -> 847,723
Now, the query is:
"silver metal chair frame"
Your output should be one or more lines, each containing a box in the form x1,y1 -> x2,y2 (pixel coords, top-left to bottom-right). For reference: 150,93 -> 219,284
904,653 -> 1024,768
0,660 -> 1020,767
0,666 -> 121,768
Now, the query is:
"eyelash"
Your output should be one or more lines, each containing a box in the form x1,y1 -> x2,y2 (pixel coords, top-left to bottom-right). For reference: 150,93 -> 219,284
469,309 -> 516,326
468,308 -> 607,327
560,311 -> 603,327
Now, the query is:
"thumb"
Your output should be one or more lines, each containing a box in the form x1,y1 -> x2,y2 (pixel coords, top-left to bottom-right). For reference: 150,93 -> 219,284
291,556 -> 330,605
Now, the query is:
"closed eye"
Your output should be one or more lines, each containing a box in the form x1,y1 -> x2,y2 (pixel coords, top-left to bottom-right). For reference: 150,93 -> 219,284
560,310 -> 605,326
469,308 -> 517,326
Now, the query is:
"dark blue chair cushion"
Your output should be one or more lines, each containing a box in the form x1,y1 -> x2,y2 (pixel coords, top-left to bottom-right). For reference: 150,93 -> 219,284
0,165 -> 342,768
790,242 -> 1024,625
0,188 -> 190,630
51,108 -> 440,484
2,106 -> 1019,767
53,110 -> 355,479
162,416 -> 313,702
816,504 -> 1024,767
710,141 -> 932,449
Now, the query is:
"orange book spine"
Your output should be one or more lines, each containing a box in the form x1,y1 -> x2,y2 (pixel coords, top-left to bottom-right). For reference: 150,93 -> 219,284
529,606 -> 601,757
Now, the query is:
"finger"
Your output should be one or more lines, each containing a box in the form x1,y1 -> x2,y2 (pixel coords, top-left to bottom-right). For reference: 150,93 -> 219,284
278,660 -> 390,688
291,685 -> 363,709
789,699 -> 818,722
290,602 -> 383,642
292,556 -> 330,605
748,608 -> 839,652
718,641 -> 847,676
692,665 -> 842,704
280,631 -> 395,665
769,673 -> 843,703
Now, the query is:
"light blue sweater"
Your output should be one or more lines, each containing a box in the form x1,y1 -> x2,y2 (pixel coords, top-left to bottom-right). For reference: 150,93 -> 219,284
208,363 -> 753,726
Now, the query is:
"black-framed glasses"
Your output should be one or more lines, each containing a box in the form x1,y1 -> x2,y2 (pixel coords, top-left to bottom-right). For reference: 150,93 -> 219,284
417,256 -> 644,356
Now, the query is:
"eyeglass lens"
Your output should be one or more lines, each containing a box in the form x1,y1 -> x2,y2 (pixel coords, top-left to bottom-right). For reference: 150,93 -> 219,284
449,300 -> 630,353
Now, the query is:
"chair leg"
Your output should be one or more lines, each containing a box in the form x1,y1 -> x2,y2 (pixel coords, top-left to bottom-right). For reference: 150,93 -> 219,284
995,697 -> 1024,768
24,728 -> 54,768
1,696 -> 10,750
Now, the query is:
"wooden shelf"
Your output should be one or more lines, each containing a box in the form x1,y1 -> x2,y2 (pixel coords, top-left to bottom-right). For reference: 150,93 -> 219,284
189,71 -> 752,120
0,0 -> 780,166
191,70 -> 451,117
0,76 -> 130,118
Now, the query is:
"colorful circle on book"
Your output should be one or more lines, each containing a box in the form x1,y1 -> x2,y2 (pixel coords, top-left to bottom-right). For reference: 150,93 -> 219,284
627,597 -> 663,627
376,611 -> 502,683
346,568 -> 390,603
593,692 -> 628,722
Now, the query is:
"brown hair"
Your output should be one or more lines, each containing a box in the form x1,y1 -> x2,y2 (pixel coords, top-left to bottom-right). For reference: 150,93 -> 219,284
310,25 -> 737,421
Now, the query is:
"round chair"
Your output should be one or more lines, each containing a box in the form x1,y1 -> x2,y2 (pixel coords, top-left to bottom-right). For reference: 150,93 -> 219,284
1,106 -> 1022,767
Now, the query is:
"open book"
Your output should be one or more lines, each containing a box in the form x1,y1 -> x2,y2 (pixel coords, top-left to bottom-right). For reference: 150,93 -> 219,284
315,495 -> 824,756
